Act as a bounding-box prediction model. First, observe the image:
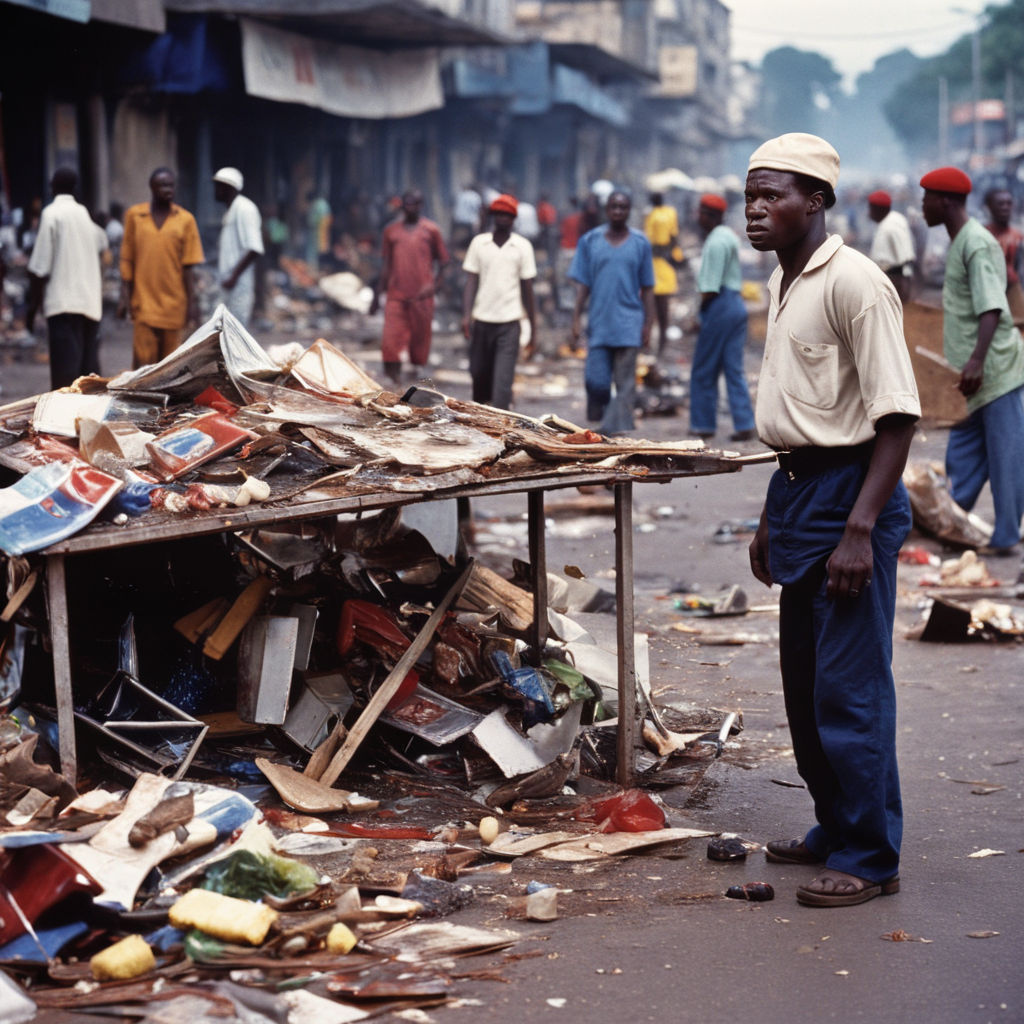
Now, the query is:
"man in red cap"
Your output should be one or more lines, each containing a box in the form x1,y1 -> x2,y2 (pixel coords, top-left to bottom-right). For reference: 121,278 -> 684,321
461,194 -> 537,409
866,190 -> 915,302
746,133 -> 920,908
921,166 -> 1024,557
371,188 -> 449,385
689,193 -> 755,442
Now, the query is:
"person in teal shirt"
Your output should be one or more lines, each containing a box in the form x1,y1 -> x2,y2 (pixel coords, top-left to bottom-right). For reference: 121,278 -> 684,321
690,193 -> 755,442
921,166 -> 1024,555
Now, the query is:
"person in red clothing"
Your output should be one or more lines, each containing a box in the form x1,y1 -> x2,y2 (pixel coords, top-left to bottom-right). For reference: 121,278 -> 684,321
559,199 -> 582,252
984,187 -> 1024,327
371,188 -> 449,384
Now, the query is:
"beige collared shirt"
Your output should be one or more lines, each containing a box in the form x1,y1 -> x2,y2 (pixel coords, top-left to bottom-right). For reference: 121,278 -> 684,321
755,235 -> 920,450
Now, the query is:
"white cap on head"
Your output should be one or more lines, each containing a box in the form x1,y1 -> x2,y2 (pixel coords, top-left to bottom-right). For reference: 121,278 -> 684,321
747,133 -> 840,189
212,167 -> 244,191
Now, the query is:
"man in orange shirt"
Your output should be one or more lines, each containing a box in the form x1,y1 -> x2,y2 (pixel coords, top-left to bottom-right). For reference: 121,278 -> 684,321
117,167 -> 204,368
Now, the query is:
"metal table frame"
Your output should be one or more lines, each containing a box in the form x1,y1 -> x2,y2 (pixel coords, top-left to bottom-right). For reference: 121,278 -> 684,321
38,464 -> 734,787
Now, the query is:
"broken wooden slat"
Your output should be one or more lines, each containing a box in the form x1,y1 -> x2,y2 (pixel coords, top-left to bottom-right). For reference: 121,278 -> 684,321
317,560 -> 476,787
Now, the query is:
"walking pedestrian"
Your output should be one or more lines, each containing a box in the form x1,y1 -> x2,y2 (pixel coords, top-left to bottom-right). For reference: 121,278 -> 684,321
921,166 -> 1024,557
643,192 -> 680,353
371,188 -> 449,385
983,187 -> 1024,327
461,193 -> 537,409
569,190 -> 654,434
866,190 -> 915,303
117,167 -> 204,368
689,193 -> 755,442
26,167 -> 108,389
745,133 -> 921,907
212,167 -> 264,327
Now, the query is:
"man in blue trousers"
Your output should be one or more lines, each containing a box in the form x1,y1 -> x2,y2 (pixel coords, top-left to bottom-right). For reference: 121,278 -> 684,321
690,193 -> 756,442
570,191 -> 654,435
745,133 -> 921,907
920,165 -> 1024,559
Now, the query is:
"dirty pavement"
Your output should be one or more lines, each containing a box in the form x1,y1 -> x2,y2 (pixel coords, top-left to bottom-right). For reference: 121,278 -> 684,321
0,308 -> 1022,1024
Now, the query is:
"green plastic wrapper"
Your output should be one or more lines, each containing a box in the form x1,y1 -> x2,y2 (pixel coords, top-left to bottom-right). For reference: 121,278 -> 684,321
199,849 -> 319,900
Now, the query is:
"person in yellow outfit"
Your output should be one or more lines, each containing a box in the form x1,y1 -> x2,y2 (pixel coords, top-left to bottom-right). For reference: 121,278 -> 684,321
644,192 -> 681,353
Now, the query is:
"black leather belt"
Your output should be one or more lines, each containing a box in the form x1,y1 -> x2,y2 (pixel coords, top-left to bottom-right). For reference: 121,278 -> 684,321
775,440 -> 875,480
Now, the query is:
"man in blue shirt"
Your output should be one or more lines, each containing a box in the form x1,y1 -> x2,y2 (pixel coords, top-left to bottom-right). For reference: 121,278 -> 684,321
569,191 -> 654,434
691,193 -> 756,442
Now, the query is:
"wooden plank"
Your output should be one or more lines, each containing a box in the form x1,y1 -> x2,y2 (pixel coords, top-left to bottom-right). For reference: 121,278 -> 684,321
202,576 -> 274,660
903,301 -> 967,426
527,490 -> 548,665
317,559 -> 476,787
40,467 -> 740,556
45,555 -> 77,783
614,482 -> 637,787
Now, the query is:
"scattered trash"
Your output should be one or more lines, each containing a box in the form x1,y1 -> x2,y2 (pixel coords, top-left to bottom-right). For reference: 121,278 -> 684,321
966,930 -> 1000,938
713,518 -> 760,544
967,849 -> 1005,858
912,597 -> 1024,643
903,461 -> 993,549
880,929 -> 932,943
673,584 -> 748,617
899,546 -> 940,566
707,837 -> 748,861
725,882 -> 774,902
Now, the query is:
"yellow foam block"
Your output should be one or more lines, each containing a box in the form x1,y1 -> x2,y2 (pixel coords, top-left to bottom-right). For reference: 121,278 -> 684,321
90,934 -> 156,981
169,888 -> 278,945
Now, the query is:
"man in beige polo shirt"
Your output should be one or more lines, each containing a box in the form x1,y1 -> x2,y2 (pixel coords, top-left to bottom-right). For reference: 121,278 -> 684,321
744,133 -> 920,908
461,194 -> 537,409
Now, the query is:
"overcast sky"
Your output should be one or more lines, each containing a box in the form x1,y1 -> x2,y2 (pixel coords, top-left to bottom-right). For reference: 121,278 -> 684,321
726,0 -> 991,83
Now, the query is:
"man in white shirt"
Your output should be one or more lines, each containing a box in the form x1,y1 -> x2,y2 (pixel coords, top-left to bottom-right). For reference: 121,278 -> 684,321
26,167 -> 108,389
461,194 -> 537,409
213,167 -> 264,326
867,190 -> 916,302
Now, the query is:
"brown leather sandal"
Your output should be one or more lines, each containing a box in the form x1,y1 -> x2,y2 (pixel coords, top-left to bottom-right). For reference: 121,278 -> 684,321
765,838 -> 823,865
796,869 -> 900,907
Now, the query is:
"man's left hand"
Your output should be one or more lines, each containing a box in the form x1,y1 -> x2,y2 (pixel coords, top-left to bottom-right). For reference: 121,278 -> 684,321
958,356 -> 984,397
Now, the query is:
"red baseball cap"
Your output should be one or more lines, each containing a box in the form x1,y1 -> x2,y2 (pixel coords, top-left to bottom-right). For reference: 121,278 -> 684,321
490,194 -> 519,215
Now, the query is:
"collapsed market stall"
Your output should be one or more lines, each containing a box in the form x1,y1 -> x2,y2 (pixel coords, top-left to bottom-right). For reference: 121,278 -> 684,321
0,308 -> 759,1020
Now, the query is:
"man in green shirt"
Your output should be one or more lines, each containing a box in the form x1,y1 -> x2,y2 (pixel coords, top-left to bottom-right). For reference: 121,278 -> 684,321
921,166 -> 1024,555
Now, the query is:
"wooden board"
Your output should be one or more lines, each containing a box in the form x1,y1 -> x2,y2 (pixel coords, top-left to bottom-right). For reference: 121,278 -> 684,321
902,302 -> 968,426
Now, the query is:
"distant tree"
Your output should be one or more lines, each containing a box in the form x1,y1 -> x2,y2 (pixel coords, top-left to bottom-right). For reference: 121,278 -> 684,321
759,46 -> 843,138
884,0 -> 1024,153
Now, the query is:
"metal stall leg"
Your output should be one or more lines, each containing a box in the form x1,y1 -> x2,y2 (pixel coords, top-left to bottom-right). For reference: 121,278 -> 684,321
45,554 -> 77,783
614,481 -> 637,787
527,490 -> 548,665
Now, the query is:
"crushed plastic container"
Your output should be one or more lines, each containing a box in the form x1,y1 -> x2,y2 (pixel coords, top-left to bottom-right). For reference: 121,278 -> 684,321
574,788 -> 665,833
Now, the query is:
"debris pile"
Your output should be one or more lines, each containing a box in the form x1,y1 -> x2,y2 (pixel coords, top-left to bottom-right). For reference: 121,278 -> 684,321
0,306 -> 747,1018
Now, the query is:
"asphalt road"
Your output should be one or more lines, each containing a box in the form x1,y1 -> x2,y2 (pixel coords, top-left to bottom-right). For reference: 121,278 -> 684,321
5,309 -> 1023,1024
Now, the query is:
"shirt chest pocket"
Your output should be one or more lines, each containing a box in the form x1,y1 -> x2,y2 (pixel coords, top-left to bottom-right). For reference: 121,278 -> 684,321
778,333 -> 840,410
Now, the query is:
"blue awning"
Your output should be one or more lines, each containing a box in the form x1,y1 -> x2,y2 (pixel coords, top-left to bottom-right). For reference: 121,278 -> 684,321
4,0 -> 89,21
120,13 -> 234,93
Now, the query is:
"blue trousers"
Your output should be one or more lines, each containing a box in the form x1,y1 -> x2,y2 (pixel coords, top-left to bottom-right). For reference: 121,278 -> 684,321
766,462 -> 911,882
585,345 -> 637,434
689,288 -> 755,436
945,385 -> 1024,550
